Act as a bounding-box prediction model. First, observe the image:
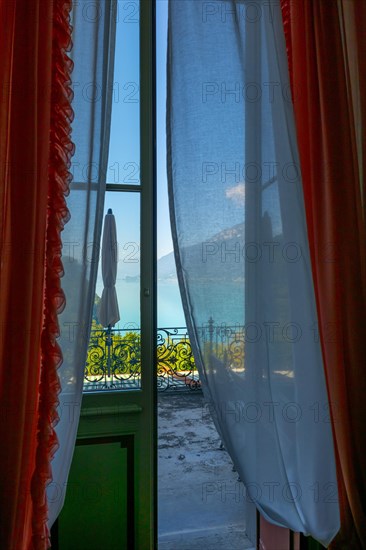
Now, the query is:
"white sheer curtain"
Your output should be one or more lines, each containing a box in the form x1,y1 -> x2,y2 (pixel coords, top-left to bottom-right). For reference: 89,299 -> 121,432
47,0 -> 117,526
167,0 -> 340,545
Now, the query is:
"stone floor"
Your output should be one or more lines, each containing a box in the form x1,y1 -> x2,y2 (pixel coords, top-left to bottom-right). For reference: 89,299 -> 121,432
158,392 -> 255,550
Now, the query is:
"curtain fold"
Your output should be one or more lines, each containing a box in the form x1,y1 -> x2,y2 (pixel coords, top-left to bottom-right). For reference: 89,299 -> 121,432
281,1 -> 366,547
47,0 -> 117,529
0,1 -> 74,548
337,0 -> 366,219
167,0 -> 339,545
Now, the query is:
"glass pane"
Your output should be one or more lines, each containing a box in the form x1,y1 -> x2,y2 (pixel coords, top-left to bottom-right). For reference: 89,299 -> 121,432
107,0 -> 140,185
156,0 -> 185,329
84,191 -> 141,391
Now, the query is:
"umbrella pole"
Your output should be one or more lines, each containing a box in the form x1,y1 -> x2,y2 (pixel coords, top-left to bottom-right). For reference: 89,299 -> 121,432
106,324 -> 112,379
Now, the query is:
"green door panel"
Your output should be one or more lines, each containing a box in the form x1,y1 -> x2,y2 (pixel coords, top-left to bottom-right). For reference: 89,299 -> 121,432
58,437 -> 133,550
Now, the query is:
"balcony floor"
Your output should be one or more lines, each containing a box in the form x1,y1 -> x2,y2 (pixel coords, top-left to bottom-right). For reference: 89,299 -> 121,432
158,392 -> 254,550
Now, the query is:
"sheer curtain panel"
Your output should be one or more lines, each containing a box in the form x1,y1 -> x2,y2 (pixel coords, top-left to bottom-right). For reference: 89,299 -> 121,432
47,0 -> 117,527
167,0 -> 340,545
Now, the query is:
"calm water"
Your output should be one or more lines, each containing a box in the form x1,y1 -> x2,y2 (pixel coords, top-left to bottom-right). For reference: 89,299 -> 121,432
96,280 -> 186,329
97,279 -> 244,330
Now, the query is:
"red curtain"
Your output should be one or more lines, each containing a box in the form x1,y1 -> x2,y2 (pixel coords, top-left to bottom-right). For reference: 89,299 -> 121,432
281,1 -> 366,547
0,1 -> 73,548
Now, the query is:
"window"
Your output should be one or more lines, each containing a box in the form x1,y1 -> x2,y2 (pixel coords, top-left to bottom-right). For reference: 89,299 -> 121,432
84,0 -> 142,392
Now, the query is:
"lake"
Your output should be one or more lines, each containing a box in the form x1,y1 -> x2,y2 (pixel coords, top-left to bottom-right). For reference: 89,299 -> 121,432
95,279 -> 186,329
95,279 -> 245,330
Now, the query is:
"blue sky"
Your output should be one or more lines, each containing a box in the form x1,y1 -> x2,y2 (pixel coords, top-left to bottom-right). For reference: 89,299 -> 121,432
156,0 -> 171,258
106,0 -> 171,261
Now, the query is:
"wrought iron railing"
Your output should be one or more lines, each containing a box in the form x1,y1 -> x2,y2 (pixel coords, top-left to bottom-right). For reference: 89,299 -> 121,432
84,326 -> 200,392
198,318 -> 246,373
84,319 -> 245,392
84,326 -> 142,392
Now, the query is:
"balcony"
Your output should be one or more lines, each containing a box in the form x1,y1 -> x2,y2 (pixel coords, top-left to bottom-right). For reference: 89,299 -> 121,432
84,319 -> 245,392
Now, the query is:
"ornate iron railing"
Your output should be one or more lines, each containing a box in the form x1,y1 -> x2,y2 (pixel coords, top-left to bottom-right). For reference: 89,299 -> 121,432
83,319 -> 245,392
84,327 -> 142,392
198,318 -> 246,373
157,327 -> 199,392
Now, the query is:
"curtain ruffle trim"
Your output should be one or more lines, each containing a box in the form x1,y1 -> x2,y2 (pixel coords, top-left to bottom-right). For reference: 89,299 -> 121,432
30,1 -> 75,548
280,0 -> 294,97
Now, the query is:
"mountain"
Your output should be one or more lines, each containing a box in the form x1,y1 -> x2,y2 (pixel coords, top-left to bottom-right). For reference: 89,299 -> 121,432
157,250 -> 178,281
157,223 -> 246,283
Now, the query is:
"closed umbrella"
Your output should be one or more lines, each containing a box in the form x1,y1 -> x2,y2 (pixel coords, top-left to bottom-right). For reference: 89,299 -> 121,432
98,208 -> 120,327
98,208 -> 120,377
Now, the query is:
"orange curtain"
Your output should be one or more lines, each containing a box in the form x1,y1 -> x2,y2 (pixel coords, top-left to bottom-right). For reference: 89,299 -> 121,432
0,1 -> 73,548
281,1 -> 366,547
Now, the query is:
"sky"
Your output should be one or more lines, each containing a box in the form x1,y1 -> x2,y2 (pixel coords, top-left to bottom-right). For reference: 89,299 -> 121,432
106,0 -> 172,262
156,1 -> 172,258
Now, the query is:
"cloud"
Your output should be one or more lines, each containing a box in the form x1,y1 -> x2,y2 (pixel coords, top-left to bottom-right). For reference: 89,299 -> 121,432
225,182 -> 245,206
